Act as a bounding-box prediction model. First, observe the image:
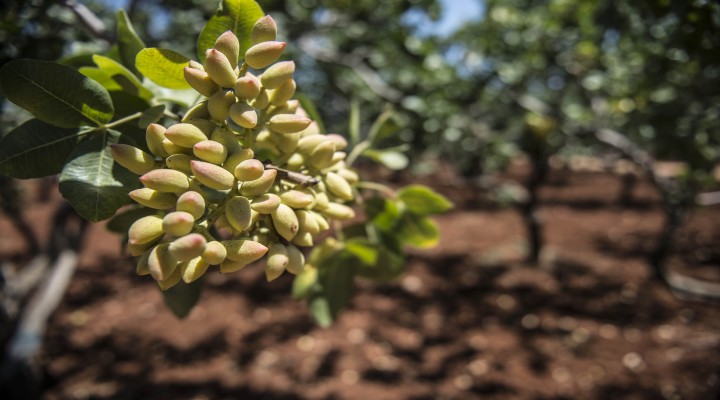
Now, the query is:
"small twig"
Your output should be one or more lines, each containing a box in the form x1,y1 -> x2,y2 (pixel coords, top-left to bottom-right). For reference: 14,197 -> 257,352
264,163 -> 319,187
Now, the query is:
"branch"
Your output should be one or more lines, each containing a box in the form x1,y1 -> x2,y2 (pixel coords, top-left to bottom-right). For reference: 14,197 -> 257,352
61,0 -> 113,42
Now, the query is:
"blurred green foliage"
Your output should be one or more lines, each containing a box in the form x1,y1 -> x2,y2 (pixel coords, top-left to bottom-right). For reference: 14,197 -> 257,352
2,0 -> 719,179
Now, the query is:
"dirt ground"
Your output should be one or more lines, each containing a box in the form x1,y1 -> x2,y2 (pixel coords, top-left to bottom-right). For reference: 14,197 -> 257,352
2,164 -> 720,400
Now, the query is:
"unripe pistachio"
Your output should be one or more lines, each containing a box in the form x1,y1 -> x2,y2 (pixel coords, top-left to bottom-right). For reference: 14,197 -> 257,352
265,243 -> 288,281
146,123 -> 169,158
181,257 -> 210,283
298,121 -> 321,137
128,215 -> 164,246
162,138 -> 191,156
183,67 -> 220,97
165,123 -> 209,148
251,89 -> 270,109
251,15 -> 277,44
148,243 -> 179,282
295,209 -> 320,235
309,210 -> 330,231
165,153 -> 195,174
286,153 -> 304,170
272,99 -> 300,115
326,134 -> 349,150
136,249 -> 151,275
157,264 -> 182,290
268,113 -> 312,134
309,141 -> 336,169
208,90 -> 236,123
205,48 -> 238,88
313,191 -> 330,210
297,135 -> 328,155
191,160 -> 235,190
261,61 -> 295,89
128,188 -> 177,210
270,131 -> 300,153
110,144 -> 155,175
140,169 -> 190,193
193,140 -> 228,164
186,118 -> 216,136
325,171 -> 354,201
234,158 -> 265,181
250,193 -> 281,213
322,202 -> 356,220
176,191 -> 206,220
281,190 -> 314,209
228,102 -> 258,129
226,195 -> 253,232
244,41 -> 286,69
268,79 -> 296,106
221,239 -> 269,265
214,30 -> 240,68
162,211 -> 195,236
128,241 -> 155,257
182,100 -> 211,121
201,240 -> 227,265
254,130 -> 279,153
239,168 -> 277,197
271,203 -> 299,241
331,152 -> 347,164
234,73 -> 261,99
291,230 -> 314,247
337,168 -> 359,185
223,148 -> 254,173
285,244 -> 305,275
168,233 -> 207,262
211,127 -> 241,155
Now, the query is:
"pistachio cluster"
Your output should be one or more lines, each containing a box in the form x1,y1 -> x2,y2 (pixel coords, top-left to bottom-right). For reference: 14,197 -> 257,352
110,16 -> 358,289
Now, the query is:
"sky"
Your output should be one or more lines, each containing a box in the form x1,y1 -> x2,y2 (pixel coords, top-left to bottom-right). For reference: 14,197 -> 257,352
100,0 -> 485,38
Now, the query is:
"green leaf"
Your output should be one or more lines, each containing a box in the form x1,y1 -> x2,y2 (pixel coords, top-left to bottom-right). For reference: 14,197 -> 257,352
396,214 -> 440,248
0,59 -> 114,128
88,55 -> 153,100
116,9 -> 146,78
398,184 -> 453,215
0,119 -> 87,178
138,105 -> 166,129
197,0 -> 264,63
162,279 -> 203,319
106,207 -> 156,234
363,149 -> 409,170
354,245 -> 405,281
344,238 -> 378,265
135,48 -> 191,89
309,296 -> 333,328
321,255 -> 355,315
365,197 -> 402,231
59,130 -> 140,221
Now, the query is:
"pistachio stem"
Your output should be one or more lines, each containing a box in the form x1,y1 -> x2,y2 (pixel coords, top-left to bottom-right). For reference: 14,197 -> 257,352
346,140 -> 371,167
